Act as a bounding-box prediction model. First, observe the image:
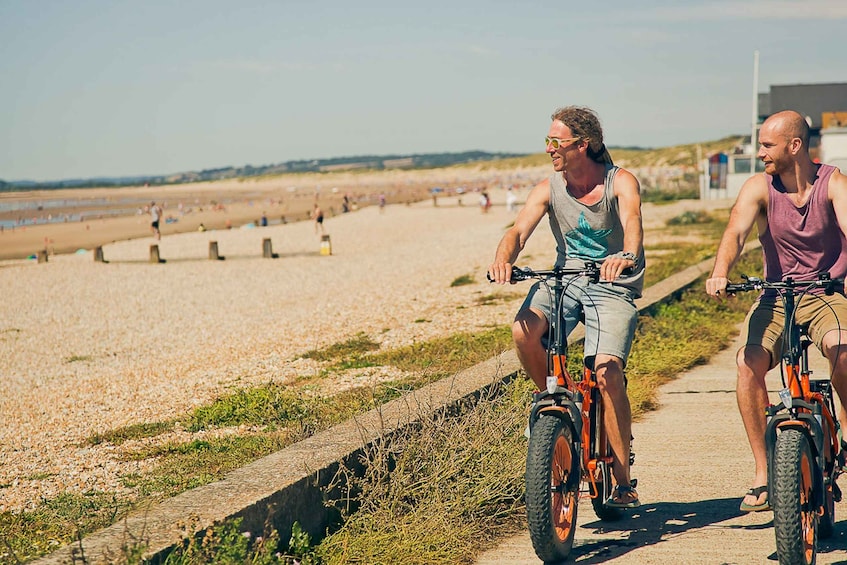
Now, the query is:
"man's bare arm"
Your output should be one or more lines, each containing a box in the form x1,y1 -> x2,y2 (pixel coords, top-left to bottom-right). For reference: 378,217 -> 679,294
828,168 -> 847,240
489,180 -> 549,284
605,169 -> 642,281
706,175 -> 767,297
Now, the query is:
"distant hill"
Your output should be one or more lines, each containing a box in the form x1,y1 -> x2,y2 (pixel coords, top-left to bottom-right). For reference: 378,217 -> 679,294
0,137 -> 747,193
0,150 -> 526,192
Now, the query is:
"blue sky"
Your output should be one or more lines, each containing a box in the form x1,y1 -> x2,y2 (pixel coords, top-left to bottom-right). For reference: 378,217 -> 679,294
1,0 -> 845,182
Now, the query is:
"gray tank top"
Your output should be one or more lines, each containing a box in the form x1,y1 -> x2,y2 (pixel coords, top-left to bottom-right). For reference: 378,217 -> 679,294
548,165 -> 645,297
760,164 -> 847,293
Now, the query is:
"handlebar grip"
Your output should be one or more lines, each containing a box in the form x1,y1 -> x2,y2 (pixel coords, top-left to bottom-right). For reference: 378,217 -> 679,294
486,267 -> 532,283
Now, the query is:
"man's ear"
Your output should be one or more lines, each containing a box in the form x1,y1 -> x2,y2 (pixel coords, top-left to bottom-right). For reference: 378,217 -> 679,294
789,137 -> 803,155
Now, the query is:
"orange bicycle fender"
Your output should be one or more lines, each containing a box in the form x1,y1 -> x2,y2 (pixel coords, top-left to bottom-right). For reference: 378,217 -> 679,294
537,405 -> 568,416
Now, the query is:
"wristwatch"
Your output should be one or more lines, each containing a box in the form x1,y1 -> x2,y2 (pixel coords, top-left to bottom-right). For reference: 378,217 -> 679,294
618,251 -> 638,263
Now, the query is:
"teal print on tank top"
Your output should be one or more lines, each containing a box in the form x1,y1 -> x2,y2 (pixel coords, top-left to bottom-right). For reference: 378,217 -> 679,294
564,211 -> 611,259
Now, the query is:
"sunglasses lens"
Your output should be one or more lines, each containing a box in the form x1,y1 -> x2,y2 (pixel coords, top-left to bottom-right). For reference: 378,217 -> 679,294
546,137 -> 559,149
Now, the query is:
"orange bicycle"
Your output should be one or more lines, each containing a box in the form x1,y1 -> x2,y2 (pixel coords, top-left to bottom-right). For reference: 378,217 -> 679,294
497,262 -> 635,562
727,273 -> 844,565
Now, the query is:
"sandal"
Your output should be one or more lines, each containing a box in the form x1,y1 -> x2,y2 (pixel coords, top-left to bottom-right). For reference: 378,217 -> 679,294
739,485 -> 771,512
606,484 -> 640,509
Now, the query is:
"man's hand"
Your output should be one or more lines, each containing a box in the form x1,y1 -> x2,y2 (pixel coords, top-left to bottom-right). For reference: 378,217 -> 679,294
706,276 -> 729,299
488,261 -> 514,285
601,255 -> 634,282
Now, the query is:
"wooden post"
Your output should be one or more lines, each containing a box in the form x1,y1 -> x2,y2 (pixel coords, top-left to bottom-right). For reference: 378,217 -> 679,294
209,241 -> 225,261
262,238 -> 278,259
94,246 -> 106,263
320,234 -> 332,256
37,249 -> 48,263
149,244 -> 165,263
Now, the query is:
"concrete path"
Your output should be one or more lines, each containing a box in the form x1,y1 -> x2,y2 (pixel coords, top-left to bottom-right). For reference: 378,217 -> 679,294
475,332 -> 847,565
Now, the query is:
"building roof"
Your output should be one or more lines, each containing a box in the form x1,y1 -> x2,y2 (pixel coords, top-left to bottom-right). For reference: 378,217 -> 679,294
758,82 -> 847,128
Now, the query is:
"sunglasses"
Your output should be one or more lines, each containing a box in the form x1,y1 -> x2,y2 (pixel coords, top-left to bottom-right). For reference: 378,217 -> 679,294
545,136 -> 580,149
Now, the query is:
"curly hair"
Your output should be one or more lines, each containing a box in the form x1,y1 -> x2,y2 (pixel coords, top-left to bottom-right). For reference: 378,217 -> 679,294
551,106 -> 613,165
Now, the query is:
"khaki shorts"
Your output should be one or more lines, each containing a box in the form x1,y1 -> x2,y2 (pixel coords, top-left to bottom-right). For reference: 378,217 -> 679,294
742,292 -> 847,368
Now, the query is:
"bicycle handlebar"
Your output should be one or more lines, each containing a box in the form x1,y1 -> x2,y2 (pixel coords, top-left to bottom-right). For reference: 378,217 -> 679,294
487,262 -> 602,284
725,273 -> 844,295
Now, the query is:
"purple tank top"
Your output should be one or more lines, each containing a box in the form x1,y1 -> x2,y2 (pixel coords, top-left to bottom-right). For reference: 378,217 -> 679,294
760,164 -> 847,290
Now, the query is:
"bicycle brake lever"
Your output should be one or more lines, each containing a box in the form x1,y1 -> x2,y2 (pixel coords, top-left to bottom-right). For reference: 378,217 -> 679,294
511,267 -> 532,282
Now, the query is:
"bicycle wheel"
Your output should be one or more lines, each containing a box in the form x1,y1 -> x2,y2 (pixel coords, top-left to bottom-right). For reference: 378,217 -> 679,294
525,414 -> 579,563
772,428 -> 818,565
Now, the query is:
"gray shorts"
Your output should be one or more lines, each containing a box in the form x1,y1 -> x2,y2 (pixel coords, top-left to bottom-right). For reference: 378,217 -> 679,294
519,278 -> 638,364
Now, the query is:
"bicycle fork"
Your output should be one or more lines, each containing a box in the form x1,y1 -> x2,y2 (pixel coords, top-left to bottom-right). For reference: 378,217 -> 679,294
530,388 -> 584,492
765,401 -> 831,512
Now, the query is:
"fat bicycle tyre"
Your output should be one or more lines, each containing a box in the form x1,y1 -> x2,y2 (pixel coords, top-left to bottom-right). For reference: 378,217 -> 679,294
590,458 -> 623,521
772,428 -> 819,565
525,414 -> 579,563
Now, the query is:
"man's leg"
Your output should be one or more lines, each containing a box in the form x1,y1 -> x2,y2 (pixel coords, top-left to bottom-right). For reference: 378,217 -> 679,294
821,329 -> 847,441
736,344 -> 771,508
513,307 -> 548,390
594,354 -> 632,489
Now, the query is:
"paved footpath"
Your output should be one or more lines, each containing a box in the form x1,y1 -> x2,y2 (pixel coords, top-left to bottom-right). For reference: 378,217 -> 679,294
475,332 -> 847,564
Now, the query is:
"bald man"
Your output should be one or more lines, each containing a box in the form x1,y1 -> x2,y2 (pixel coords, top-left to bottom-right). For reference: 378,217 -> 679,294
706,110 -> 847,512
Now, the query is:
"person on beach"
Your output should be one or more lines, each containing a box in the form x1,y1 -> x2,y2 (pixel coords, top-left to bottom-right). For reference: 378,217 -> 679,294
488,105 -> 645,508
312,203 -> 325,235
479,190 -> 491,213
149,201 -> 163,240
706,110 -> 847,512
506,186 -> 518,213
